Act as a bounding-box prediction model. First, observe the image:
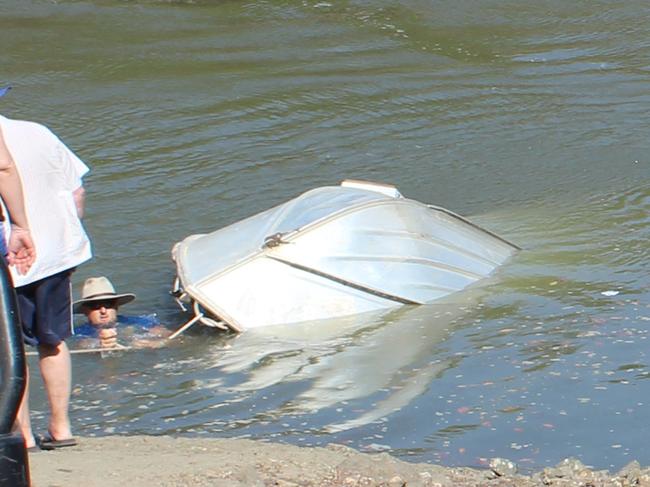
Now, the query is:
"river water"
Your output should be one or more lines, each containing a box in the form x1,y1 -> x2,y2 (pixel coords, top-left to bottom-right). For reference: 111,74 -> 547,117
2,0 -> 649,473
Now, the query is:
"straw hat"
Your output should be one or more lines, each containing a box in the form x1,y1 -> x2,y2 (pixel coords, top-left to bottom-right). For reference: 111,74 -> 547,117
73,276 -> 136,314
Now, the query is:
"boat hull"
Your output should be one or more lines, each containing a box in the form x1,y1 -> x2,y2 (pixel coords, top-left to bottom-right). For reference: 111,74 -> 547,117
171,181 -> 518,332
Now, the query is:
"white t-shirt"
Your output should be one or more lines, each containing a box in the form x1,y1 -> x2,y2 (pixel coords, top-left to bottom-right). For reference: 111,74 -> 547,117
0,115 -> 92,287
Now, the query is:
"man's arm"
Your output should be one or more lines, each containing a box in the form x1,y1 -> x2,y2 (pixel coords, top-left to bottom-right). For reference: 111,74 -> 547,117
0,127 -> 35,274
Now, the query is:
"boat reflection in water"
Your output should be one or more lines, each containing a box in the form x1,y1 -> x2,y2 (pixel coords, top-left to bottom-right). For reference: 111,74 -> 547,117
170,180 -> 518,336
204,288 -> 487,433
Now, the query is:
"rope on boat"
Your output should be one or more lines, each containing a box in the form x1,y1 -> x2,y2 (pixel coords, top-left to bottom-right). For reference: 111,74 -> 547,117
168,309 -> 204,340
168,300 -> 229,340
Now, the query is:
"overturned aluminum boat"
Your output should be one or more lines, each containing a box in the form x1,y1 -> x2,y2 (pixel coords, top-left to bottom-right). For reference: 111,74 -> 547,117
170,180 -> 518,334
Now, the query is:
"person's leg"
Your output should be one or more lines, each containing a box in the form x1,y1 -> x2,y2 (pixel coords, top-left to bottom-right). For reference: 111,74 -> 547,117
13,365 -> 36,449
32,269 -> 75,441
38,340 -> 73,440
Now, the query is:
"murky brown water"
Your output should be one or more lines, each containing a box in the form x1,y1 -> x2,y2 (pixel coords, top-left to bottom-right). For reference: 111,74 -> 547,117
3,0 -> 649,472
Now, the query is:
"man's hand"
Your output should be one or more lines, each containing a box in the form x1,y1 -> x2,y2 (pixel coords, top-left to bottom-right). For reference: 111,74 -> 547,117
7,224 -> 35,275
98,327 -> 118,349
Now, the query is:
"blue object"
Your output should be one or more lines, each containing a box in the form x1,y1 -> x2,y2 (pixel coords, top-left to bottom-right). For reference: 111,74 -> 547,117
0,232 -> 7,263
0,87 -> 11,98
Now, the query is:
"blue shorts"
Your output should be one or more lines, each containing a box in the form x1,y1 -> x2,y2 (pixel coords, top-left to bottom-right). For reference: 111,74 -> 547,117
17,269 -> 74,347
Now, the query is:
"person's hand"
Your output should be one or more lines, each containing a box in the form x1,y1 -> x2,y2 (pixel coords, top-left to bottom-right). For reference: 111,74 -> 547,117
98,327 -> 118,349
7,224 -> 35,275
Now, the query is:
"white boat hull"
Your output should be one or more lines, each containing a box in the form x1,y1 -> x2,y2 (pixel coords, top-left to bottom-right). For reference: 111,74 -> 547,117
171,181 -> 518,332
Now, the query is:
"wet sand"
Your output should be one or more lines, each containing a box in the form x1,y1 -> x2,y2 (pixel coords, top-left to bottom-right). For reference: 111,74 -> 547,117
28,435 -> 650,486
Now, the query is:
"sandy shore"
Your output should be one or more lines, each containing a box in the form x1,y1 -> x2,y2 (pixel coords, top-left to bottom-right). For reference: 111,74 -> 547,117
27,435 -> 650,486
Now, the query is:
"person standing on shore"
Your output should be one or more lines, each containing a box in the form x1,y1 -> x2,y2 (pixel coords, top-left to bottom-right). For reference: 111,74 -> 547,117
0,87 -> 92,451
0,88 -> 35,273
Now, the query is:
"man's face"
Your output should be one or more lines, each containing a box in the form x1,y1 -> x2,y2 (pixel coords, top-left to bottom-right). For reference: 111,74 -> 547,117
84,299 -> 119,327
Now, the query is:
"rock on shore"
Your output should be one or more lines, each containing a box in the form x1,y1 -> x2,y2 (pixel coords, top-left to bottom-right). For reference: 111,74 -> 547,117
28,435 -> 650,486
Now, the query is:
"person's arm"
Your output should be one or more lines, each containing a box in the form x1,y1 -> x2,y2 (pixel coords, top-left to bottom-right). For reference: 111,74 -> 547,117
132,337 -> 166,349
0,127 -> 35,274
72,186 -> 85,219
149,325 -> 172,338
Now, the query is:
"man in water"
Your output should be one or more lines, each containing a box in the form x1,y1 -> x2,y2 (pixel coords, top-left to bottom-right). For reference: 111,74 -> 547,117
73,276 -> 169,348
